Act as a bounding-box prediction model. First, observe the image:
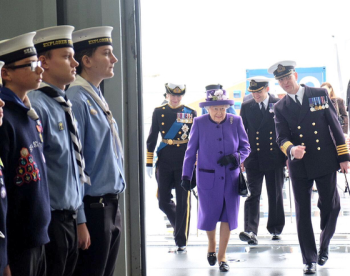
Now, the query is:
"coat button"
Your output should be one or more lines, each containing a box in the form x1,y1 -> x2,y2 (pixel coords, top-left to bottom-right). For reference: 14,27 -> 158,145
301,143 -> 305,146
300,134 -> 303,138
298,126 -> 301,129
177,144 -> 180,147
270,131 -> 273,134
162,131 -> 165,133
256,137 -> 259,140
270,148 -> 273,151
217,125 -> 220,128
256,143 -> 259,145
314,131 -> 318,134
257,148 -> 260,151
178,131 -> 181,134
162,122 -> 165,125
312,122 -> 315,126
317,147 -> 320,150
163,107 -> 165,109
256,131 -> 259,134
218,138 -> 222,141
161,114 -> 164,117
219,151 -> 223,154
221,177 -> 224,180
270,143 -> 273,145
316,139 -> 319,143
270,137 -> 272,140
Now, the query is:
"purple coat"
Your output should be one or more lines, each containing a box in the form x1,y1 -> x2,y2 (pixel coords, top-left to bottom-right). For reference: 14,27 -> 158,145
182,114 -> 250,231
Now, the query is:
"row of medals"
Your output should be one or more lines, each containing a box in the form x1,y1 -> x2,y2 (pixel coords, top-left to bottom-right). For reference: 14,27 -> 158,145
309,96 -> 329,112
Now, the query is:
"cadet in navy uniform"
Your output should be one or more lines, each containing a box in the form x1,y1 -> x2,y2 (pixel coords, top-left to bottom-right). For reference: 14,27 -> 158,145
239,77 -> 286,245
28,26 -> 83,276
0,61 -> 9,276
66,26 -> 126,276
146,83 -> 197,252
202,84 -> 236,115
0,32 -> 50,276
269,60 -> 350,274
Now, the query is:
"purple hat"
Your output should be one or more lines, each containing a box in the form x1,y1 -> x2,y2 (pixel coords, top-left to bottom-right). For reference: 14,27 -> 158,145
199,89 -> 234,107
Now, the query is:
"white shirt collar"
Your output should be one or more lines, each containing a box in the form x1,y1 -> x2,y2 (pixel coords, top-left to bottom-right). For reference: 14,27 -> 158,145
287,85 -> 304,103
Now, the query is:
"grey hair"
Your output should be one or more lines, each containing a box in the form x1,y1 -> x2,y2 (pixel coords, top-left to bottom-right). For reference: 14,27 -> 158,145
206,104 -> 230,111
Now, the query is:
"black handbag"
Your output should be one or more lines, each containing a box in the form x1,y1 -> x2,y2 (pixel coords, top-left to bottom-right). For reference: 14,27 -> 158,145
238,153 -> 250,197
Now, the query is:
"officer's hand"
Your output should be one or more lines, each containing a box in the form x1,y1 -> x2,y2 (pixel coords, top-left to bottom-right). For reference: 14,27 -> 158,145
240,163 -> 245,172
77,223 -> 91,250
181,179 -> 192,191
340,161 -> 349,173
146,167 -> 153,178
291,146 -> 306,159
217,154 -> 238,167
3,265 -> 11,276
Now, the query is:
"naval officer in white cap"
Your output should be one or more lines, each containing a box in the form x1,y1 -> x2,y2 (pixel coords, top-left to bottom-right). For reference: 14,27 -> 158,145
66,26 -> 126,276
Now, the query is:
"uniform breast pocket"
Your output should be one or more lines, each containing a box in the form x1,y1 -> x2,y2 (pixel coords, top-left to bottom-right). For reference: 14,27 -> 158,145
198,169 -> 215,190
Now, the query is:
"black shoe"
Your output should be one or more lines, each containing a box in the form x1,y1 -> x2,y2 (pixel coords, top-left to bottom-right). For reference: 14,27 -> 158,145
303,263 -> 316,274
207,252 -> 217,266
219,261 -> 229,272
239,231 -> 258,245
317,247 -> 329,266
177,246 -> 187,254
271,234 -> 281,240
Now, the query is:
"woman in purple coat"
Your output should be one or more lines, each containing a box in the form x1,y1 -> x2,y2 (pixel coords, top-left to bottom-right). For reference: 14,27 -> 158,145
181,88 -> 250,272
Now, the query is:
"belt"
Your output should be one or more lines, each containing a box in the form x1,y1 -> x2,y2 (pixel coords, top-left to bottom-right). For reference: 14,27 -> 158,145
51,209 -> 77,221
162,139 -> 188,145
83,194 -> 119,204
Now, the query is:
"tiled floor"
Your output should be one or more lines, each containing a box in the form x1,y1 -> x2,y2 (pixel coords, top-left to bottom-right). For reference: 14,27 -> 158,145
147,238 -> 350,276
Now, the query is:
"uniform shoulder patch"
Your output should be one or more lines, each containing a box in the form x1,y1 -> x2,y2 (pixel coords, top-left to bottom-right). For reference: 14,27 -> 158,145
155,103 -> 168,109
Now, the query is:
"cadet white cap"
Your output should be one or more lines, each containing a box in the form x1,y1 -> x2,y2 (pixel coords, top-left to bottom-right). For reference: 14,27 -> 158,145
34,25 -> 74,54
165,83 -> 186,95
268,60 -> 296,80
0,32 -> 37,64
73,26 -> 113,52
247,76 -> 271,92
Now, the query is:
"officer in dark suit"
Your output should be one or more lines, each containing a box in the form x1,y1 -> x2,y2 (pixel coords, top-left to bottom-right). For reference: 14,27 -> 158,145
239,77 -> 286,245
269,60 -> 350,274
146,83 -> 197,252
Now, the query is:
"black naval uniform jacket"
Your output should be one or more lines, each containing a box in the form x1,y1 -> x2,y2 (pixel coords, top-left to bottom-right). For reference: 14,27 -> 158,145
274,85 -> 350,180
240,95 -> 286,171
146,104 -> 197,169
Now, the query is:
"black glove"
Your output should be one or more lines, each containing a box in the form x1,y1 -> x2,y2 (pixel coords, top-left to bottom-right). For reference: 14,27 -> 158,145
181,179 -> 194,191
217,154 -> 238,168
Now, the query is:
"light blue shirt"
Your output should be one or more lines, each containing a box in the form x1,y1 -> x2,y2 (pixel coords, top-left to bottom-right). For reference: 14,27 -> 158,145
66,82 -> 126,223
28,83 -> 82,215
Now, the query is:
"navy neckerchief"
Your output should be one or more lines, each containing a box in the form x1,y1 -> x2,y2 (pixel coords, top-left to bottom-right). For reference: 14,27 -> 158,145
0,87 -> 29,111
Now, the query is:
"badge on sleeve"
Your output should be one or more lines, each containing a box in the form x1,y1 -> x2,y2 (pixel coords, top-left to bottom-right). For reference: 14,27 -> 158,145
90,109 -> 98,115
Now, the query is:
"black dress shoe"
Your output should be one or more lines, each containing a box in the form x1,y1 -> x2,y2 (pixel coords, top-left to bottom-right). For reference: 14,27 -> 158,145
303,263 -> 316,274
207,252 -> 217,266
271,234 -> 281,240
239,231 -> 258,245
176,246 -> 187,254
317,247 -> 329,266
219,261 -> 230,272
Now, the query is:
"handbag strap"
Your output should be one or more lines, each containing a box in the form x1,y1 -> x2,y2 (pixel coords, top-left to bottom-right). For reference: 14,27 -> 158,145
238,152 -> 242,173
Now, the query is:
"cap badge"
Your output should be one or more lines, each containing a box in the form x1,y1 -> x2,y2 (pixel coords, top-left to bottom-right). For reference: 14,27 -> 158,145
277,64 -> 285,73
173,87 -> 181,94
250,80 -> 257,87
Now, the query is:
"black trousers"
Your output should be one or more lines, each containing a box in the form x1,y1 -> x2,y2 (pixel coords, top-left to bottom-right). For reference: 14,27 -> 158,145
46,210 -> 78,276
8,245 -> 46,276
156,164 -> 191,247
290,171 -> 340,264
74,194 -> 122,276
244,166 -> 285,235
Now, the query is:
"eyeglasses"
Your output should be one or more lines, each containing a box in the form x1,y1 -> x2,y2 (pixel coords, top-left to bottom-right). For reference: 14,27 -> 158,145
278,74 -> 292,83
6,60 -> 42,72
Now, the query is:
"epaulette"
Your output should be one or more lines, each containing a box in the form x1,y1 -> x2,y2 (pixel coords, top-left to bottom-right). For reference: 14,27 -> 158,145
155,103 -> 168,109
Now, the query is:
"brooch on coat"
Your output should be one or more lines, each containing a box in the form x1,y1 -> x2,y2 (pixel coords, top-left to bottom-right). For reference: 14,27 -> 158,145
269,103 -> 275,113
230,117 -> 233,124
309,96 -> 329,112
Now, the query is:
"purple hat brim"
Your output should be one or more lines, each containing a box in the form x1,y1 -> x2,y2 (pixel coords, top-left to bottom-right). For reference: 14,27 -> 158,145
199,100 -> 235,108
